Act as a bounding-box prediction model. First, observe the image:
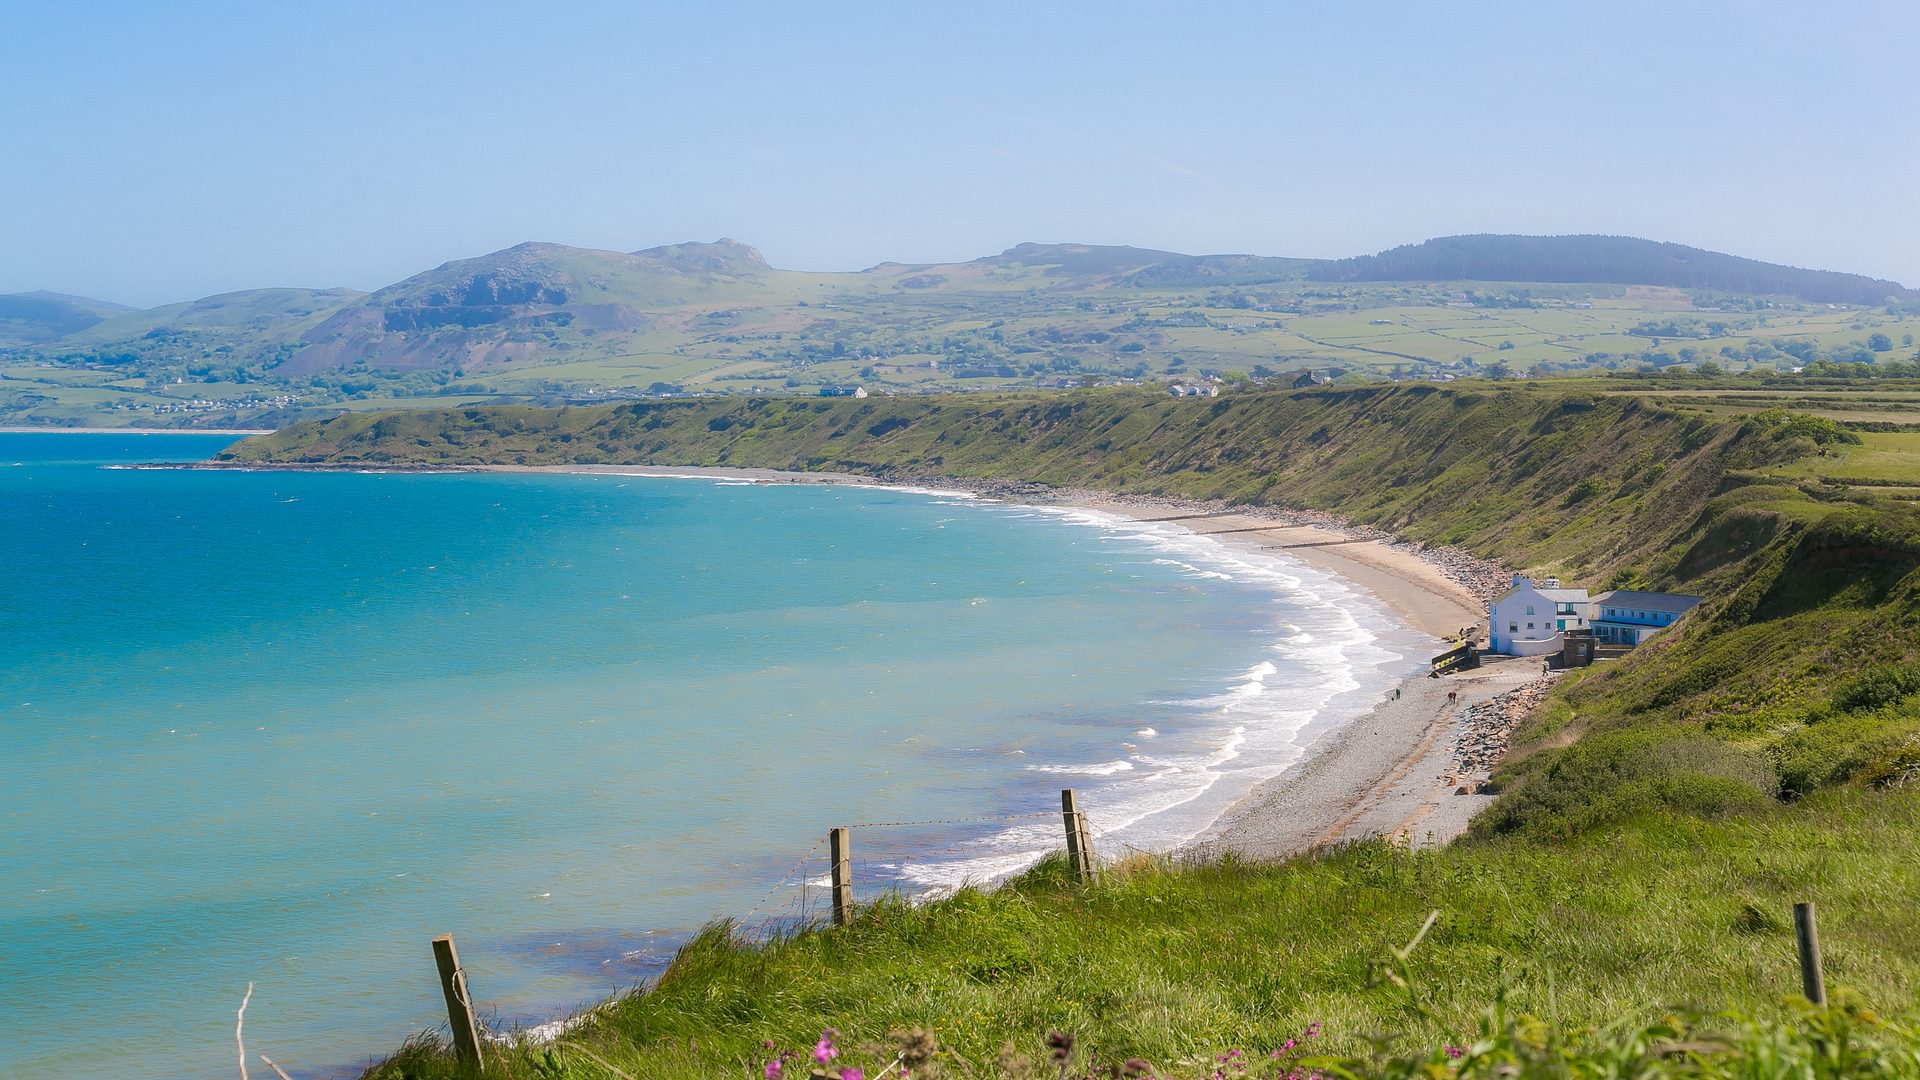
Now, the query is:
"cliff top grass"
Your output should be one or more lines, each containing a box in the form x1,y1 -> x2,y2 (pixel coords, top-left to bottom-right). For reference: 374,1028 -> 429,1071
370,789 -> 1920,1079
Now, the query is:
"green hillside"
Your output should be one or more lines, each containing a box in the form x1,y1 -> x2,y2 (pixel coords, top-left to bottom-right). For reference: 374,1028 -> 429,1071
9,236 -> 1917,430
221,384 -> 1816,591
1311,234 -> 1915,307
231,385 -> 1920,1076
0,290 -> 135,345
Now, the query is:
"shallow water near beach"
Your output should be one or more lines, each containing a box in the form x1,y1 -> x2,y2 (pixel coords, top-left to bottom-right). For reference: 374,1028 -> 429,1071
0,432 -> 1425,1078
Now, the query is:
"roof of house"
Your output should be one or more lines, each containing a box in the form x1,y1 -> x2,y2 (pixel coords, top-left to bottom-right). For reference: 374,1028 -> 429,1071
1537,588 -> 1590,604
1590,589 -> 1702,614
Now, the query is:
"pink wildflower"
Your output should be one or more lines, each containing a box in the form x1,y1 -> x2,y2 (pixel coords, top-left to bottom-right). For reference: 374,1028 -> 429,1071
1445,1044 -> 1465,1060
840,1068 -> 864,1080
763,1060 -> 782,1080
813,1030 -> 839,1065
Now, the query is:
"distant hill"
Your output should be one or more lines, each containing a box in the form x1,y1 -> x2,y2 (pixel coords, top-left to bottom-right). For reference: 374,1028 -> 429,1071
0,291 -> 135,345
1308,234 -> 1912,306
284,240 -> 789,374
69,287 -> 365,341
9,234 -> 1914,418
632,238 -> 771,274
866,243 -> 1321,290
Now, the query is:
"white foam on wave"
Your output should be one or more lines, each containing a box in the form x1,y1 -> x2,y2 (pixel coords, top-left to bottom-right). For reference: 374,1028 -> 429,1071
896,501 -> 1430,892
1151,557 -> 1234,581
1026,759 -> 1136,776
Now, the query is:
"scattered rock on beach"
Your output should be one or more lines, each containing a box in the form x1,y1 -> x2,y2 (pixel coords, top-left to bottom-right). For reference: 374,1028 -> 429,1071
1451,677 -> 1555,776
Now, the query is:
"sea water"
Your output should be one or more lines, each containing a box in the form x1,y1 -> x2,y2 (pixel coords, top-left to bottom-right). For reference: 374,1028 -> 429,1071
0,432 -> 1427,1078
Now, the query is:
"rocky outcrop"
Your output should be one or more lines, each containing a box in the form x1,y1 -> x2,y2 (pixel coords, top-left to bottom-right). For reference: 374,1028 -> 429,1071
277,240 -> 761,374
631,238 -> 770,275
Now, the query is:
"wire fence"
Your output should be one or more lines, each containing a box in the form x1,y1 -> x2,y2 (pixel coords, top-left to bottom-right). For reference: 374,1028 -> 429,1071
407,789 -> 1133,1070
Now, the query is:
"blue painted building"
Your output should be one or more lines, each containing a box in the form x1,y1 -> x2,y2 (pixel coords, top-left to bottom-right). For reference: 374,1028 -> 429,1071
1588,589 -> 1702,646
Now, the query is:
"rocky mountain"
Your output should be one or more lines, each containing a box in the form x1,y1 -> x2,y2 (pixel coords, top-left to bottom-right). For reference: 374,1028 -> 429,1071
282,240 -> 785,374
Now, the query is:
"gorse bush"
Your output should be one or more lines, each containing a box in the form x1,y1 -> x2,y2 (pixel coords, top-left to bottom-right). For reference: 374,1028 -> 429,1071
1473,731 -> 1775,840
1834,665 -> 1920,713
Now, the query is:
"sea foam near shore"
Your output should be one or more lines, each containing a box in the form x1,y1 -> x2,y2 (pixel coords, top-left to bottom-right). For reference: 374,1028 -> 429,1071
894,503 -> 1429,891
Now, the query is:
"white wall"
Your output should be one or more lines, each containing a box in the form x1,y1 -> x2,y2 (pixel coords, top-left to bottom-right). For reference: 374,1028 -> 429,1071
1489,577 -> 1564,656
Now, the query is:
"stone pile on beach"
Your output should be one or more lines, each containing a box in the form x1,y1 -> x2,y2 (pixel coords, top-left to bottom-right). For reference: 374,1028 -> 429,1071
1452,675 -> 1557,782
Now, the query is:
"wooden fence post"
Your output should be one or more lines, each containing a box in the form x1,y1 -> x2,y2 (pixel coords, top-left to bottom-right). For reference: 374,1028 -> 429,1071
430,933 -> 485,1069
1061,789 -> 1093,879
829,827 -> 853,927
1794,901 -> 1826,1005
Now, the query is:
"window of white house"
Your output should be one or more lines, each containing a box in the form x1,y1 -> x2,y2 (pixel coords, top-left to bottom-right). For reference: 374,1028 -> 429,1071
1525,605 -> 1535,616
1526,622 -> 1535,629
1509,623 -> 1518,633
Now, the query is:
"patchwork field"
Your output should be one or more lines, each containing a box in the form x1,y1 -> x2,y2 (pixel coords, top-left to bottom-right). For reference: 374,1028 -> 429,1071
7,260 -> 1917,429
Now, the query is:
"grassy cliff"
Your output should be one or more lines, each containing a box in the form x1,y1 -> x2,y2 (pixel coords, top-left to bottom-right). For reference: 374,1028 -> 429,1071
226,384 -> 1817,592
221,386 -> 1920,1076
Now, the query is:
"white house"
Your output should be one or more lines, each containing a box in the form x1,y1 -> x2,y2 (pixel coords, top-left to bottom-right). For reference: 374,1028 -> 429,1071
1167,383 -> 1219,398
1488,575 -> 1578,656
1536,578 -> 1591,634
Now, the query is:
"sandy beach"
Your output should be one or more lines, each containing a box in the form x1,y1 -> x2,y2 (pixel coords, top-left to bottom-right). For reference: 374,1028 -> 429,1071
1051,494 -> 1546,856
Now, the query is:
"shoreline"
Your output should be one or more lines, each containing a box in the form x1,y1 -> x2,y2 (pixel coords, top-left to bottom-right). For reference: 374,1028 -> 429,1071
162,456 -> 1529,856
1042,494 -> 1537,855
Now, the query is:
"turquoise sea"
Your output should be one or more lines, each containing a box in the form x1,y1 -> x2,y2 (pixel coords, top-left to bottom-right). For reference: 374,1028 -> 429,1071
0,432 -> 1426,1078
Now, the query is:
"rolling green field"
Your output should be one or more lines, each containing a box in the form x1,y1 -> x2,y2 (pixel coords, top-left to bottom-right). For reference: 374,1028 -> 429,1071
230,384 -> 1920,1077
7,252 -> 1918,429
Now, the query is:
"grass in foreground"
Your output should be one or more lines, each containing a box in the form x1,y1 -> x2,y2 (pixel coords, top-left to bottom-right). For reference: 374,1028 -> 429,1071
370,789 -> 1920,1079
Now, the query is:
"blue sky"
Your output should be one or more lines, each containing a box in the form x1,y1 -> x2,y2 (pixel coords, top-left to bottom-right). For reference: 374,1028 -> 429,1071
3,1 -> 1916,307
